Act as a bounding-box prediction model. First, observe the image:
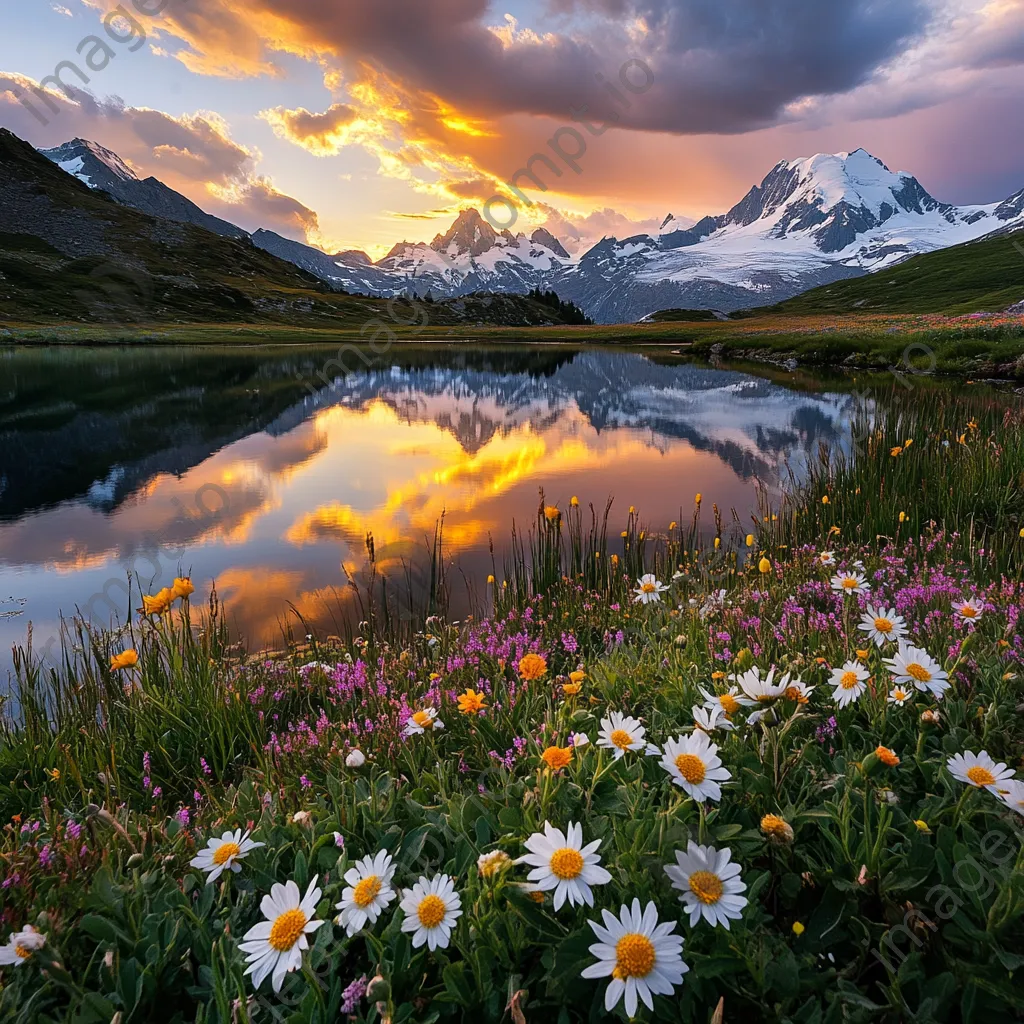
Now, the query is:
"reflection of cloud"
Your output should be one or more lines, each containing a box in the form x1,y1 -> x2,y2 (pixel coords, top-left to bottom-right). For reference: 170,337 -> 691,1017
281,400 -> 720,559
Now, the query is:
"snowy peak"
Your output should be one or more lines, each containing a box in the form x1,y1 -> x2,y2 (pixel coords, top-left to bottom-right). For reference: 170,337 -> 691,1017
430,208 -> 511,256
720,148 -> 955,252
530,227 -> 570,259
39,137 -> 139,189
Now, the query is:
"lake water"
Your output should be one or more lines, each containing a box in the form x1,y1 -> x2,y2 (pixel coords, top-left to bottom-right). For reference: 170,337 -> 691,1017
0,344 -> 863,678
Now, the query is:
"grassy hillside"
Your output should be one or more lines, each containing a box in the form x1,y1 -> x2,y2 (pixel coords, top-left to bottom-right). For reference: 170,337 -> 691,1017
0,130 -> 588,330
747,230 -> 1024,316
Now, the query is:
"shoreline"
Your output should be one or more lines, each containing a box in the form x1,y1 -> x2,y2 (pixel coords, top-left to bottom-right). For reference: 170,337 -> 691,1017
4,316 -> 1024,381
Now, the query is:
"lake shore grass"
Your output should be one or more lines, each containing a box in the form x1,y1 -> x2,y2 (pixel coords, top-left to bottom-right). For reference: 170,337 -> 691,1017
5,310 -> 1024,378
1,391 -> 1023,1022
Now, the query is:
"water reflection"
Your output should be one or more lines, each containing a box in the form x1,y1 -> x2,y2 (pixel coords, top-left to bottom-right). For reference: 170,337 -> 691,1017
0,345 -> 859,674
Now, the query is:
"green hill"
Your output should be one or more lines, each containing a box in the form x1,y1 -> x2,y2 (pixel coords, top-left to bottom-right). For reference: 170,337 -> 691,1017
746,230 -> 1024,317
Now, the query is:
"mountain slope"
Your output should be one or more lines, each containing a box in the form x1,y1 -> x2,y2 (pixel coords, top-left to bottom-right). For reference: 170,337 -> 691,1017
252,228 -> 403,295
746,230 -> 1024,316
40,138 -> 248,240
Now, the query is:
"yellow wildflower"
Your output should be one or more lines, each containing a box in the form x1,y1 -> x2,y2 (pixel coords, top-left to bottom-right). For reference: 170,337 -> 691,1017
540,746 -> 572,771
760,814 -> 794,845
110,648 -> 139,671
518,653 -> 548,681
457,689 -> 487,715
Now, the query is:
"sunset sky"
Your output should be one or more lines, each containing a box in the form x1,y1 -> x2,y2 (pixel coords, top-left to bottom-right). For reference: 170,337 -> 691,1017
2,0 -> 1023,257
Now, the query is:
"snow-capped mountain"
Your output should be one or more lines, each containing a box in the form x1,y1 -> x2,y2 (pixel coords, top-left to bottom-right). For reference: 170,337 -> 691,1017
554,150 -> 1024,321
39,138 -> 248,239
373,208 -> 573,297
33,139 -> 1024,321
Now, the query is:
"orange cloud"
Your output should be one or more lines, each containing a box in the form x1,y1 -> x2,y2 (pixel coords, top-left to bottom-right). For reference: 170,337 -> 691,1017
262,101 -> 361,156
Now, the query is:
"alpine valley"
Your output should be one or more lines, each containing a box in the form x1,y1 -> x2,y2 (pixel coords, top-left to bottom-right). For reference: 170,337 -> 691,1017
22,136 -> 1024,323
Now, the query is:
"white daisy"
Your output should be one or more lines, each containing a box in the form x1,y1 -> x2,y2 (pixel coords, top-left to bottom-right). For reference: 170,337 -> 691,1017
597,711 -> 647,758
831,571 -> 870,595
520,821 -> 611,910
633,574 -> 669,605
817,550 -> 836,566
692,705 -> 734,733
581,899 -> 689,1017
189,829 -> 264,884
398,874 -> 462,951
884,645 -> 949,700
0,926 -> 45,966
699,684 -> 753,716
830,661 -> 870,708
732,666 -> 787,705
659,731 -> 731,802
954,598 -> 985,623
887,685 -> 914,706
664,841 -> 748,930
403,707 -> 445,737
995,779 -> 1024,817
857,605 -> 908,647
240,877 -> 326,993
947,751 -> 1015,793
335,850 -> 397,936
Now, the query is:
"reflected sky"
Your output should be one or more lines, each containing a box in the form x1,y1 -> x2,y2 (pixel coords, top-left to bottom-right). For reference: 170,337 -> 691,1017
0,346 -> 859,676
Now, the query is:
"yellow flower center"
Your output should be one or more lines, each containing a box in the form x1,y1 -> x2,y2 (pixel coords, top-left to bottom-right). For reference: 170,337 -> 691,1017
549,847 -> 585,880
841,578 -> 858,589
893,689 -> 908,701
212,842 -> 241,866
352,875 -> 382,908
641,582 -> 656,593
966,766 -> 996,787
719,694 -> 740,715
960,605 -> 977,618
688,870 -> 724,904
412,711 -> 434,728
14,945 -> 31,960
905,662 -> 931,683
874,617 -> 893,633
268,908 -> 308,952
612,934 -> 656,980
840,671 -> 860,690
609,729 -> 634,750
416,894 -> 447,929
783,686 -> 806,703
674,753 -> 706,784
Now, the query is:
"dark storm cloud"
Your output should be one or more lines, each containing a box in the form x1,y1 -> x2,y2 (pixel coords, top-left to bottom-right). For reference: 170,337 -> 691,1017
157,0 -> 934,133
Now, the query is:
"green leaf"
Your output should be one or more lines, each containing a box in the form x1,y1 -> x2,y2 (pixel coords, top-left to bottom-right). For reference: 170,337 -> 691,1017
441,962 -> 474,1006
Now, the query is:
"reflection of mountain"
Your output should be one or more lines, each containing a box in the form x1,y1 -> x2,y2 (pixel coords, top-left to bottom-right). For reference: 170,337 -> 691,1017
0,347 -> 571,519
1,347 -> 854,522
275,352 -> 855,482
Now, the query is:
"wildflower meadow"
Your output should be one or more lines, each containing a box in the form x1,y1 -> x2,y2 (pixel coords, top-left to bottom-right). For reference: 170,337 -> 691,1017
1,390 -> 1023,1023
